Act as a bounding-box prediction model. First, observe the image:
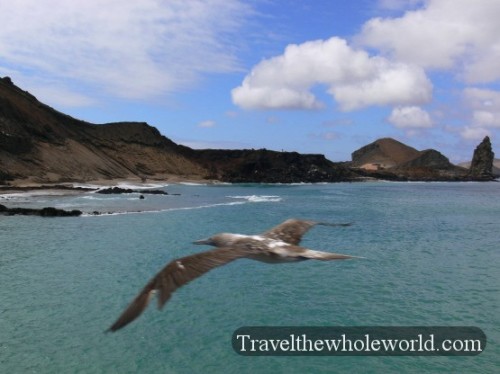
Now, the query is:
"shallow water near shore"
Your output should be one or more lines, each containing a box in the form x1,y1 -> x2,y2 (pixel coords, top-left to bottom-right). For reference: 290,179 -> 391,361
1,182 -> 499,373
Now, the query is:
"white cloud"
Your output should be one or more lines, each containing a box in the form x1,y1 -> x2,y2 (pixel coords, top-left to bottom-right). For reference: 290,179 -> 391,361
330,61 -> 431,111
463,88 -> 500,128
232,37 -> 432,111
460,126 -> 491,141
198,120 -> 216,128
0,0 -> 251,105
358,0 -> 500,83
388,106 -> 432,128
464,88 -> 500,109
472,111 -> 500,128
457,87 -> 500,140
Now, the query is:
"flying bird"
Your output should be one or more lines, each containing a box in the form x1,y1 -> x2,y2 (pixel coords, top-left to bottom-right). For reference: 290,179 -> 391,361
108,218 -> 359,332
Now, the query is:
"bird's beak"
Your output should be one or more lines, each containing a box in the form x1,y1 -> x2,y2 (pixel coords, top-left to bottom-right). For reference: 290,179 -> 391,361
193,238 -> 214,246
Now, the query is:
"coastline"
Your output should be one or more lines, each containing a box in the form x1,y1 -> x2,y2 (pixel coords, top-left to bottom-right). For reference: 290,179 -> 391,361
0,174 -> 219,196
1,172 -> 498,198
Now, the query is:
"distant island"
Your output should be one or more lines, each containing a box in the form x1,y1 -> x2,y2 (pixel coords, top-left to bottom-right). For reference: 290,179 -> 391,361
350,137 -> 497,182
0,76 -> 497,185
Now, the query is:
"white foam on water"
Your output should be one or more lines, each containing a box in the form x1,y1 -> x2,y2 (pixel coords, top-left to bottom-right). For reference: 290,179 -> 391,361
178,182 -> 207,186
80,195 -> 123,201
115,182 -> 169,190
81,200 -> 246,217
0,190 -> 73,199
226,195 -> 282,202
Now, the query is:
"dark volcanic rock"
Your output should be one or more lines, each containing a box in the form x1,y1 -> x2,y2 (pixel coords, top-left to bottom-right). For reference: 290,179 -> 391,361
469,136 -> 495,180
400,149 -> 452,169
0,204 -> 82,217
96,187 -> 135,194
186,149 -> 359,183
391,149 -> 468,181
96,187 -> 168,195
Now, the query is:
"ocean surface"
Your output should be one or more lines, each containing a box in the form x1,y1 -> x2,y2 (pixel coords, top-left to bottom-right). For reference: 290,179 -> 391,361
1,181 -> 499,373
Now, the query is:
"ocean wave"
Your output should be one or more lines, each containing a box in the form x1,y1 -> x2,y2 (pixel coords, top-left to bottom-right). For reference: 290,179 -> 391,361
81,194 -> 282,217
178,182 -> 207,186
81,201 -> 246,217
80,195 -> 124,201
0,190 -> 72,199
115,182 -> 169,190
80,194 -> 158,201
226,195 -> 282,202
178,181 -> 232,186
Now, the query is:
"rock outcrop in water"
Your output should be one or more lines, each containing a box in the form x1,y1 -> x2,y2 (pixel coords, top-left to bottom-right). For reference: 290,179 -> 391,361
468,136 -> 495,180
96,187 -> 168,195
0,204 -> 82,217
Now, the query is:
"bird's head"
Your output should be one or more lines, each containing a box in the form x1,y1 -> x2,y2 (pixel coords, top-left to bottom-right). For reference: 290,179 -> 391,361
193,233 -> 240,247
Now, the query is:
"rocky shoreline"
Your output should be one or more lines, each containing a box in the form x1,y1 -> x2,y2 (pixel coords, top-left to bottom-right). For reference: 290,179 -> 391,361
0,174 -> 498,218
0,204 -> 82,217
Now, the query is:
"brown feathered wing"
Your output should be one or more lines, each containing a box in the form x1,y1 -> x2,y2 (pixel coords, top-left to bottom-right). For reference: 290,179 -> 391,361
262,218 -> 351,245
108,247 -> 247,332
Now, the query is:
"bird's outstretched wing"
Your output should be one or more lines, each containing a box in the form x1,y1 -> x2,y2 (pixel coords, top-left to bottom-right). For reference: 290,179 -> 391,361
107,247 -> 247,332
262,218 -> 352,245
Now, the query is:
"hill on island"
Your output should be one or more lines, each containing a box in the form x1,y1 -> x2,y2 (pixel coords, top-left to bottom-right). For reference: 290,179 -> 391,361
0,77 -> 356,184
0,77 -> 208,183
351,137 -> 421,169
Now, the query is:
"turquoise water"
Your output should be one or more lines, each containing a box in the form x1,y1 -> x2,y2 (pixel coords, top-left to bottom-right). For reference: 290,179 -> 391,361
1,182 -> 499,373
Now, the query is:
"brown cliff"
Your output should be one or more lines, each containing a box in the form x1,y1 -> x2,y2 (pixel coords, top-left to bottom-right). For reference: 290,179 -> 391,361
0,77 -> 356,184
0,76 -> 207,183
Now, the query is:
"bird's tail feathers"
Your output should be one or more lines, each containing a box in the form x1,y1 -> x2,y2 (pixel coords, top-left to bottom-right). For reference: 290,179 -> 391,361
302,249 -> 363,261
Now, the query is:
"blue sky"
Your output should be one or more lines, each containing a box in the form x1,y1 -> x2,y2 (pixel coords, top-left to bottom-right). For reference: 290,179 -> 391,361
1,0 -> 499,163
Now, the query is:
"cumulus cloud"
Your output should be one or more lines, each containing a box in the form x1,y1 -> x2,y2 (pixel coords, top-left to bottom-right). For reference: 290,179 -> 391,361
0,0 -> 251,105
388,106 -> 432,128
232,37 -> 432,111
358,0 -> 500,83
